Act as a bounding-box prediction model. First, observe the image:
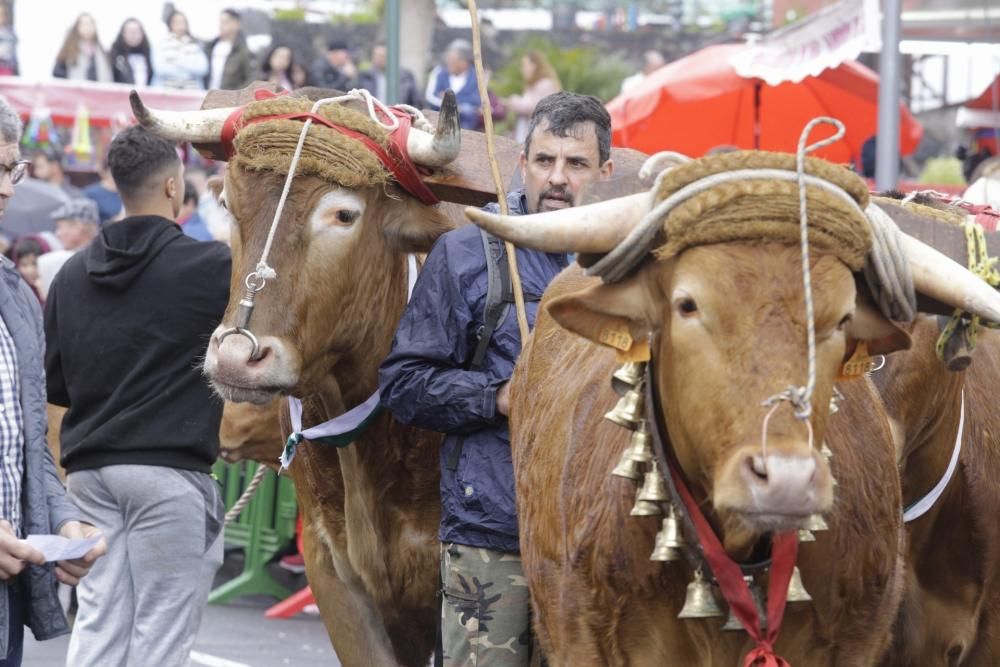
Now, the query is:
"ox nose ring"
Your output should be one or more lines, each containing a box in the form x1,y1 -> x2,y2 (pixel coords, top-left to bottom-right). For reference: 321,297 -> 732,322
217,326 -> 262,363
217,273 -> 266,362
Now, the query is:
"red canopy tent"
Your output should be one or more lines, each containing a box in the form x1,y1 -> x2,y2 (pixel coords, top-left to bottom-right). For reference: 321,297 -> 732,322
607,43 -> 923,165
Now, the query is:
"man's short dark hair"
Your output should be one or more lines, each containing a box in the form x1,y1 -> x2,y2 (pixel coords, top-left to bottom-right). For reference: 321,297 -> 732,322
524,91 -> 612,165
222,8 -> 241,21
108,126 -> 180,201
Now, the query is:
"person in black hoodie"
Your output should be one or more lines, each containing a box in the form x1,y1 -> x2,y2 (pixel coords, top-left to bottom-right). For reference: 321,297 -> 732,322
44,126 -> 231,667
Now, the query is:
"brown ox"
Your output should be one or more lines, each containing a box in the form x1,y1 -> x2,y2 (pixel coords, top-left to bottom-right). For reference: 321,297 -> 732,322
218,400 -> 284,467
465,154 -> 1000,665
134,91 -> 461,665
875,317 -> 1000,666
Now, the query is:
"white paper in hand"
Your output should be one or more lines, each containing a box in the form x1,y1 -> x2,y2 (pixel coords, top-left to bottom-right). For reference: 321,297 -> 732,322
25,534 -> 102,562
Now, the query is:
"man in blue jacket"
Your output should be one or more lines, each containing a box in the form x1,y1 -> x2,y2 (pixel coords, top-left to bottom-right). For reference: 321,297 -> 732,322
379,92 -> 613,666
425,39 -> 482,131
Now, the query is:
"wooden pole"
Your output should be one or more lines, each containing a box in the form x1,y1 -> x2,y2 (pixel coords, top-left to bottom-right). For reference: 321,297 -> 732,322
467,0 -> 530,348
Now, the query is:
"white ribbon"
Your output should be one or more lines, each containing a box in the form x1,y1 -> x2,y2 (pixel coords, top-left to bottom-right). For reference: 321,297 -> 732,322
903,389 -> 964,523
279,254 -> 419,471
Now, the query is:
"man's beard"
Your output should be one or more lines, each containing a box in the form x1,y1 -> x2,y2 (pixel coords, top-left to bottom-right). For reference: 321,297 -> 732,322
537,185 -> 574,211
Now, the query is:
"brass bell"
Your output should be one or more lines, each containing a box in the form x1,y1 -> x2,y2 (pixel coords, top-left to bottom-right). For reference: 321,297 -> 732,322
637,462 -> 669,502
678,569 -> 724,619
805,513 -> 829,532
820,442 -> 833,460
611,448 -> 644,480
612,362 -> 645,396
605,387 -> 644,429
797,528 -> 816,543
625,422 -> 654,465
630,498 -> 662,517
722,576 -> 767,631
650,505 -> 685,561
786,566 -> 813,603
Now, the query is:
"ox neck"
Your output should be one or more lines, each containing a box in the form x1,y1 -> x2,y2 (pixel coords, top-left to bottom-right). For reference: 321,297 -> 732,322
278,254 -> 419,471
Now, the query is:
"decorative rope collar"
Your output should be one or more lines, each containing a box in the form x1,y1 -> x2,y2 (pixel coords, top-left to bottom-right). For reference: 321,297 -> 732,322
222,88 -> 439,206
902,389 -> 964,523
278,253 -> 419,472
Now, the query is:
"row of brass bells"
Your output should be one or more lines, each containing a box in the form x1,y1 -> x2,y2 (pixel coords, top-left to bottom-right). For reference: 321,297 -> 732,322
612,421 -> 653,480
612,361 -> 645,396
799,512 -> 829,543
787,566 -> 813,603
650,504 -> 685,562
632,458 -> 668,515
678,569 -> 724,619
605,383 -> 645,429
722,576 -> 767,631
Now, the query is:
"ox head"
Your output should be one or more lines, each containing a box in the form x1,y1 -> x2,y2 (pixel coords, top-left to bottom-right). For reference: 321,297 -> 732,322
466,158 -> 1000,555
132,91 -> 460,404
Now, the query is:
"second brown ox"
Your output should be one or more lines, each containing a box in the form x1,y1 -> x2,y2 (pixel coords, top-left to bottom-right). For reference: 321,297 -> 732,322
134,90 -> 461,666
465,151 -> 1000,665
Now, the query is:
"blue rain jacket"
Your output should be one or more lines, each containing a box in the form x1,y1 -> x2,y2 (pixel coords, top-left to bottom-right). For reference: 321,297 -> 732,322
378,189 -> 568,553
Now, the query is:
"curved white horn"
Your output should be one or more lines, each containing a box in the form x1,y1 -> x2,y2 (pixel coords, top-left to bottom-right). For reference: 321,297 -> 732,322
130,91 -> 236,144
407,90 -> 460,167
464,192 -> 649,254
903,233 -> 1000,323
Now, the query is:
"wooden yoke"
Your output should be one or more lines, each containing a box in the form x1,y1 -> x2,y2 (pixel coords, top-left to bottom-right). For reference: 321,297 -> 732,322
192,83 -> 650,209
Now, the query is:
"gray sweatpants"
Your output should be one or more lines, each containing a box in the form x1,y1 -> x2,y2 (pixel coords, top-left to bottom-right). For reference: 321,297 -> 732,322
65,464 -> 224,667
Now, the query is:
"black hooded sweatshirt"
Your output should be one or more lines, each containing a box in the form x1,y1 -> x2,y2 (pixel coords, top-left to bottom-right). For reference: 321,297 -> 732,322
45,216 -> 231,474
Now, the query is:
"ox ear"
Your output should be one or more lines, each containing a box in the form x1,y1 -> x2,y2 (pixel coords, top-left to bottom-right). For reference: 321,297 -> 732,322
547,275 -> 654,354
206,176 -> 224,202
846,292 -> 912,357
379,191 -> 455,253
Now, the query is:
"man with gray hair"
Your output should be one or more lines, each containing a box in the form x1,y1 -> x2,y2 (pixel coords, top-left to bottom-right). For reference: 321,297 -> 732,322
0,97 -> 106,666
425,38 -> 482,130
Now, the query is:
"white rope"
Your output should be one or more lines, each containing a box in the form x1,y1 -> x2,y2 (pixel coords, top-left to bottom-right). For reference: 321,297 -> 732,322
791,117 -> 847,418
903,390 -> 964,522
249,88 -> 422,286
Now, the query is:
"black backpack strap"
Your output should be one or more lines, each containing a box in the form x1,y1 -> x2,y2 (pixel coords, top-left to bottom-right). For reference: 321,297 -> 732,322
447,231 -> 512,473
468,229 -> 512,372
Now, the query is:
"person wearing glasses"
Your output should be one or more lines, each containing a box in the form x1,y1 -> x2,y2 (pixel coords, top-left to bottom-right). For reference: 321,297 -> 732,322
0,98 -> 107,667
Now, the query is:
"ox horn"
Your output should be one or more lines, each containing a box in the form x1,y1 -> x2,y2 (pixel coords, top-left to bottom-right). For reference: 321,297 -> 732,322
902,233 -> 1000,324
130,91 -> 235,144
407,90 -> 460,168
464,191 -> 649,254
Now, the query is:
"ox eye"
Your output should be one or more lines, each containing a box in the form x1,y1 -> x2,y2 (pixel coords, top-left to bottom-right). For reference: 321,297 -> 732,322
675,297 -> 698,318
335,209 -> 360,225
837,313 -> 853,331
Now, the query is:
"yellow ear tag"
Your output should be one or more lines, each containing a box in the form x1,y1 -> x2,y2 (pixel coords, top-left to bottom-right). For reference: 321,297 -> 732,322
617,339 -> 651,364
839,341 -> 871,379
597,321 -> 651,363
598,321 -> 633,352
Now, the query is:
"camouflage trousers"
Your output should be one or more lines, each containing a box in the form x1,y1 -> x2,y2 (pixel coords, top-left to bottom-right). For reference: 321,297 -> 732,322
440,543 -> 532,667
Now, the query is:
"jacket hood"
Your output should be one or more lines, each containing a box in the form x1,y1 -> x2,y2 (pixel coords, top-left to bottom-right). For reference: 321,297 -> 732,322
86,215 -> 183,290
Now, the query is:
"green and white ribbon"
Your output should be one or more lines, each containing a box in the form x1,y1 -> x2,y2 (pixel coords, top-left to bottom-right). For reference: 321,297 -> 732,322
279,254 -> 418,472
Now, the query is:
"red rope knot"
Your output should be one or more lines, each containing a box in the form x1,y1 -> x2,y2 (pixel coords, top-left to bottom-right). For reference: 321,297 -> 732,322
743,641 -> 791,667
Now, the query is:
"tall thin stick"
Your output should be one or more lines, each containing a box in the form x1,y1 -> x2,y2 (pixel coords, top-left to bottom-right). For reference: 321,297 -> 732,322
467,0 -> 530,348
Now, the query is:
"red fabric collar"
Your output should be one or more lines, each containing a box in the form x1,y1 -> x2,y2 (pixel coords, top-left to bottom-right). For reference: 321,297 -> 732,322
219,89 -> 440,206
667,459 -> 798,666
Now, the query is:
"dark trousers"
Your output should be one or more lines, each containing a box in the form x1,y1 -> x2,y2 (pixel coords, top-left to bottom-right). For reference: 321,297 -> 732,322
0,579 -> 23,667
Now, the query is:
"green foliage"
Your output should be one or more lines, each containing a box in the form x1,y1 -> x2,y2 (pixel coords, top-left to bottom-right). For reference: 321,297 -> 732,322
491,36 -> 630,103
917,157 -> 967,186
273,8 -> 307,22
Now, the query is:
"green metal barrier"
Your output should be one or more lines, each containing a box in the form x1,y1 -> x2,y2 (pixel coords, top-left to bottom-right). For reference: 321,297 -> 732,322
209,460 -> 298,604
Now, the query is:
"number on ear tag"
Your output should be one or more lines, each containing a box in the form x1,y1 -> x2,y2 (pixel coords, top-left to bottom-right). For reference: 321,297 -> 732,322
840,341 -> 871,378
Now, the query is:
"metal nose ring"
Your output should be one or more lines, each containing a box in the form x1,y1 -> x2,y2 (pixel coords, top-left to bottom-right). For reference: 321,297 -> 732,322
216,326 -> 262,362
